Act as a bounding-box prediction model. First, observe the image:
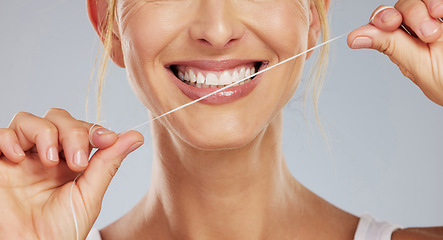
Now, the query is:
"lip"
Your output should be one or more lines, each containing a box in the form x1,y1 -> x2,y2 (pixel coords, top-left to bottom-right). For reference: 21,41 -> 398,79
166,60 -> 267,105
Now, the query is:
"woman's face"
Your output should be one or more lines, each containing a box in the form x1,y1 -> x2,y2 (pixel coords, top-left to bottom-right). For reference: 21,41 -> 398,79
114,0 -> 317,149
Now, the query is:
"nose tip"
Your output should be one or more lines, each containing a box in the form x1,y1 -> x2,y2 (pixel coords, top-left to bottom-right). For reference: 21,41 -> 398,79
189,2 -> 245,49
193,22 -> 243,48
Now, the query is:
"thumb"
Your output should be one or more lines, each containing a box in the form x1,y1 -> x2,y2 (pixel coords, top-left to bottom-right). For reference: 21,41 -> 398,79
76,130 -> 144,213
347,24 -> 429,82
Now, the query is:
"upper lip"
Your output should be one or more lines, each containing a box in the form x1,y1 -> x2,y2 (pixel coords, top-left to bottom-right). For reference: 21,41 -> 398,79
165,59 -> 267,71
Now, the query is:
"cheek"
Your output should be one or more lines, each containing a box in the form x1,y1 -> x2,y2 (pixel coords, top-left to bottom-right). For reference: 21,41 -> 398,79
244,2 -> 310,58
255,4 -> 310,103
119,17 -> 185,114
119,3 -> 189,59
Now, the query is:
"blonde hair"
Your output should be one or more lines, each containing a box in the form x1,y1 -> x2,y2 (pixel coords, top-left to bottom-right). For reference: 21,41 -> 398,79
89,0 -> 117,121
91,0 -> 330,122
310,0 -> 330,126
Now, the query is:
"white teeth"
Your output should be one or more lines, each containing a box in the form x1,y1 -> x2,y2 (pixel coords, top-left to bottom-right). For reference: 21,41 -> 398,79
196,72 -> 205,84
177,65 -> 258,88
206,73 -> 219,85
239,67 -> 246,80
232,70 -> 239,82
245,68 -> 251,79
189,69 -> 197,83
219,71 -> 231,85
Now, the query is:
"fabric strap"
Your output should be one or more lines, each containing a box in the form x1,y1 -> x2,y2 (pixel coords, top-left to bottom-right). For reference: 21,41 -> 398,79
354,214 -> 402,240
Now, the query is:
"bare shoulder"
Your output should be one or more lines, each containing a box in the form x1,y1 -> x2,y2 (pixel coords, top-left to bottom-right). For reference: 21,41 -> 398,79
392,227 -> 443,240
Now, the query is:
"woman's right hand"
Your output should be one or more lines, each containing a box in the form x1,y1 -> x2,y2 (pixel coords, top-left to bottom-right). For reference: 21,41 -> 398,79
0,108 -> 144,240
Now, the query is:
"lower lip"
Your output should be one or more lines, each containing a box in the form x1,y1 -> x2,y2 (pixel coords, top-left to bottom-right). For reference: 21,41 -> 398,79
168,70 -> 262,105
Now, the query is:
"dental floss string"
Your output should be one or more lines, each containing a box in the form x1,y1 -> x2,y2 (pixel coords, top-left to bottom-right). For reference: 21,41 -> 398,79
70,174 -> 82,240
70,122 -> 105,240
129,31 -> 350,131
70,31 -> 349,239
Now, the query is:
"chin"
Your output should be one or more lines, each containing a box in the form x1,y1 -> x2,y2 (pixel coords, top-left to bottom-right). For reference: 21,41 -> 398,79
176,121 -> 262,151
185,135 -> 257,151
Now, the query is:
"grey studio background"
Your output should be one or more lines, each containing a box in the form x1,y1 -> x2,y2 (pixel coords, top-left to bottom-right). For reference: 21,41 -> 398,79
1,0 -> 442,230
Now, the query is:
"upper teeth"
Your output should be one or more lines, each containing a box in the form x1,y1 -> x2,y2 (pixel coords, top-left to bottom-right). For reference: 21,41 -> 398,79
177,66 -> 256,87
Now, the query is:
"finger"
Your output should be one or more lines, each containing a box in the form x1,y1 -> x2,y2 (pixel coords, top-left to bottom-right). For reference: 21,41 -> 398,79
348,24 -> 428,82
0,128 -> 26,163
423,0 -> 443,19
88,125 -> 118,150
370,5 -> 403,32
395,0 -> 442,42
44,108 -> 94,172
76,130 -> 144,213
8,112 -> 60,166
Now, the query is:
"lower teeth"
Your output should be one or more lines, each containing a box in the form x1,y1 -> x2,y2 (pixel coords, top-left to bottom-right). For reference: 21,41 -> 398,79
181,78 -> 252,88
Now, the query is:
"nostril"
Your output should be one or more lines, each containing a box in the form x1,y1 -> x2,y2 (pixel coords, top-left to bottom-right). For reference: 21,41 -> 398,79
197,37 -> 239,48
197,38 -> 211,46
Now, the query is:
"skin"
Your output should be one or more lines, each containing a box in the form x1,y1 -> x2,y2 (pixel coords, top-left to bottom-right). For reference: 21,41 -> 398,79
0,0 -> 443,239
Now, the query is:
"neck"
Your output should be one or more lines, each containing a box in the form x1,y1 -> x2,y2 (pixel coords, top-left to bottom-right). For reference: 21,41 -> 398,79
100,113 -> 360,240
141,113 -> 302,240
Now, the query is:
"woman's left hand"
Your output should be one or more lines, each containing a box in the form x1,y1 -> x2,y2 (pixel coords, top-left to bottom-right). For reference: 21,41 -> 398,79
348,0 -> 443,106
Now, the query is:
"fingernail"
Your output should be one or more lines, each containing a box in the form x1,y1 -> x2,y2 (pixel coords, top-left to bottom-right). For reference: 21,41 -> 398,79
370,6 -> 395,23
125,142 -> 143,155
420,20 -> 440,37
46,147 -> 59,162
96,128 -> 115,136
13,144 -> 25,157
351,37 -> 373,49
380,9 -> 398,23
74,150 -> 88,167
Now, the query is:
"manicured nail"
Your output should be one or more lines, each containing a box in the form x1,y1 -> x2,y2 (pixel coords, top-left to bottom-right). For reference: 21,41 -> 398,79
46,147 -> 59,162
370,6 -> 395,23
351,37 -> 373,49
96,128 -> 115,136
74,150 -> 88,167
125,142 -> 143,155
13,144 -> 25,157
380,9 -> 398,23
420,20 -> 440,37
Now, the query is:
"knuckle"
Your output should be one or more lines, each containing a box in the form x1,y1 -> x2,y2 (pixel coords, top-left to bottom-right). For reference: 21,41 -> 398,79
60,127 -> 89,144
108,161 -> 122,178
9,112 -> 36,129
38,124 -> 59,137
401,2 -> 423,20
0,128 -> 16,141
70,127 -> 89,137
394,1 -> 402,11
379,38 -> 393,56
12,112 -> 33,122
59,127 -> 89,144
44,108 -> 69,117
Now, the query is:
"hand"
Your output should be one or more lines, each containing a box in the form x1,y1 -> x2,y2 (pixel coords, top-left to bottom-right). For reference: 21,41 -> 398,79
348,0 -> 443,106
0,108 -> 144,240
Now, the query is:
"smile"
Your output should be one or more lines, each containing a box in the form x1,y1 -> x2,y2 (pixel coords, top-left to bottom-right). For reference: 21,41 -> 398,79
170,62 -> 262,88
166,60 -> 267,104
